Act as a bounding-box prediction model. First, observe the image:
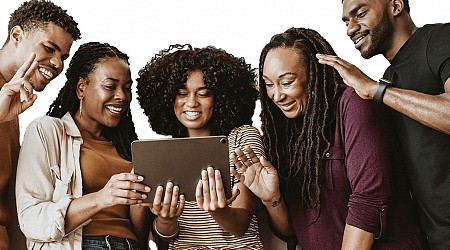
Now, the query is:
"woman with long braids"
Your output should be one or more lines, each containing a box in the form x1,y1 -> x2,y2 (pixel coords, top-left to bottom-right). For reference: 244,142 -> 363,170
15,42 -> 151,249
136,44 -> 264,249
231,28 -> 426,249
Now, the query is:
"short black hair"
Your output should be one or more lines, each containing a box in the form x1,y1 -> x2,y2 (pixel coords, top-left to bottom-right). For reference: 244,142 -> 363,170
7,0 -> 81,41
341,0 -> 410,13
136,44 -> 258,138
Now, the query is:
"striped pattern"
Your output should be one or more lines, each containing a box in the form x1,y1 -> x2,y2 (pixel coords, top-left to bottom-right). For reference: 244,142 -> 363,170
169,125 -> 265,249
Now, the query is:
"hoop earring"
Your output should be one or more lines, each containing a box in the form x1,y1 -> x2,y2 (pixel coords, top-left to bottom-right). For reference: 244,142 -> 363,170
79,97 -> 84,118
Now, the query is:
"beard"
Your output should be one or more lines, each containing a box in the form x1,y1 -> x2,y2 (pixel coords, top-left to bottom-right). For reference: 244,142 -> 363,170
361,10 -> 394,59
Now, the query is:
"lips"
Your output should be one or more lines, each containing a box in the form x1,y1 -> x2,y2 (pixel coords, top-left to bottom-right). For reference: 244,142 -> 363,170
277,101 -> 295,111
183,111 -> 201,120
106,104 -> 125,115
38,67 -> 54,80
352,31 -> 369,49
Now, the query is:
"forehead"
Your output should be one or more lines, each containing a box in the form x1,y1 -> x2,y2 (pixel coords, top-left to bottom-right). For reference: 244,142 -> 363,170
185,70 -> 206,87
91,57 -> 131,78
263,48 -> 305,74
342,0 -> 382,15
30,22 -> 73,54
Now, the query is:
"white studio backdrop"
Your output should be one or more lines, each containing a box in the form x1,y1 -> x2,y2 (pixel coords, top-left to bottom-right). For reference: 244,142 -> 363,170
1,0 -> 448,142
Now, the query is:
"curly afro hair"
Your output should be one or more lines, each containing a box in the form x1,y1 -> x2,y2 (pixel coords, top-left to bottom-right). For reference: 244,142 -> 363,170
6,0 -> 81,43
137,44 -> 258,138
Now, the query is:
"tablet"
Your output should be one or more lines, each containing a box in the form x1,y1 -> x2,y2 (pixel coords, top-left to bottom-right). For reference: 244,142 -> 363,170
131,136 -> 231,202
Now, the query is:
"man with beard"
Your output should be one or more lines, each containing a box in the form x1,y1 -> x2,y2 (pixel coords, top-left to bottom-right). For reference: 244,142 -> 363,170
316,0 -> 450,249
0,1 -> 80,249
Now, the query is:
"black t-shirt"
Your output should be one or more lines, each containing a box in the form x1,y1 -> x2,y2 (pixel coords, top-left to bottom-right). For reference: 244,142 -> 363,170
383,23 -> 450,249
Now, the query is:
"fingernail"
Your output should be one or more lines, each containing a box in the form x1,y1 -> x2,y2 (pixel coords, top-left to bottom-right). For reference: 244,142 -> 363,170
145,186 -> 150,192
137,175 -> 144,180
142,194 -> 147,199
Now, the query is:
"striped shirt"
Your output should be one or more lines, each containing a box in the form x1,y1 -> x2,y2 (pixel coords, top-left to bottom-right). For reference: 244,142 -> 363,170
169,125 -> 265,249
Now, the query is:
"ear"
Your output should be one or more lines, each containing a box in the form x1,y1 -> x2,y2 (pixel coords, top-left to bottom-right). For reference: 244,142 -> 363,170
391,0 -> 405,17
9,26 -> 24,45
76,77 -> 87,99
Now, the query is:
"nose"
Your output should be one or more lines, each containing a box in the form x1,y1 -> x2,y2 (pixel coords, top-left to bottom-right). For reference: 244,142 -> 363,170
347,19 -> 360,38
114,87 -> 126,101
271,86 -> 285,102
186,94 -> 198,107
49,56 -> 63,70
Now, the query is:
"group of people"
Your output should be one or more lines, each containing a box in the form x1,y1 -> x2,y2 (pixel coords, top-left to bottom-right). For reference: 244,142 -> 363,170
0,0 -> 448,250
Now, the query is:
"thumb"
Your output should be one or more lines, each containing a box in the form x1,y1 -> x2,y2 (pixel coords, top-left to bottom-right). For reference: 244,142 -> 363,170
228,185 -> 240,204
20,94 -> 37,113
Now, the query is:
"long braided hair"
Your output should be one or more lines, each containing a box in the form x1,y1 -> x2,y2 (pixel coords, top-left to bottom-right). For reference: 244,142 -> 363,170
259,28 -> 344,213
47,42 -> 137,161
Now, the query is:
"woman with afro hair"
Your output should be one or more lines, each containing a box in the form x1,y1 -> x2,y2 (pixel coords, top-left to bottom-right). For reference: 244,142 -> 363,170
16,42 -> 151,249
136,44 -> 264,249
231,28 -> 427,249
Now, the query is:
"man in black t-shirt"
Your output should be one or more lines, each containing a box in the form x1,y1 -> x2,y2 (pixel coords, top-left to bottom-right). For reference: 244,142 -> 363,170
316,0 -> 450,249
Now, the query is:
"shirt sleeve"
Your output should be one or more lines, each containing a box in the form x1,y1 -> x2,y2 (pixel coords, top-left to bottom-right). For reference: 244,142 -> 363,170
428,23 -> 450,84
231,125 -> 265,159
16,117 -> 74,242
340,89 -> 392,238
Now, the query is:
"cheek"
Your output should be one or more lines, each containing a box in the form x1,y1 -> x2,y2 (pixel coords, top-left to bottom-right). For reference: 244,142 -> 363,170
266,89 -> 275,100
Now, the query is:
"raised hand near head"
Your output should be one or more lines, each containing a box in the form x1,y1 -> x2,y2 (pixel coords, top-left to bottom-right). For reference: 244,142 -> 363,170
316,53 -> 378,100
0,53 -> 38,123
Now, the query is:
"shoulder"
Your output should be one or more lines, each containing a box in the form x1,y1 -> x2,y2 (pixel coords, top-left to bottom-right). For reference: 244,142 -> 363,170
229,125 -> 261,138
337,87 -> 380,123
26,113 -> 80,139
27,115 -> 64,132
338,86 -> 372,110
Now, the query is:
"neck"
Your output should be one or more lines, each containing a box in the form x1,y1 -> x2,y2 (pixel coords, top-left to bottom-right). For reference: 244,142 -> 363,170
73,113 -> 105,141
384,16 -> 418,62
187,128 -> 211,138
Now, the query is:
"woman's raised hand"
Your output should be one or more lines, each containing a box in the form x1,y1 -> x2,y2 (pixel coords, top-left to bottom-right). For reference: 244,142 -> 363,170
230,146 -> 281,203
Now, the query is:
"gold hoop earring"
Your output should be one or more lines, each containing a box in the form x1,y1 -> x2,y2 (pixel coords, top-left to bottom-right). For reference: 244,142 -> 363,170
79,97 -> 84,118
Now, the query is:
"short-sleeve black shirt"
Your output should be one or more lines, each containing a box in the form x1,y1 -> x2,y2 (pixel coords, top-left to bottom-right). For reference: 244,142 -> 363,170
383,23 -> 450,249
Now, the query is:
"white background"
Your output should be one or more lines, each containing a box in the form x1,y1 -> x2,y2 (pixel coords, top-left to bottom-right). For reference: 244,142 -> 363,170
1,0 -> 448,141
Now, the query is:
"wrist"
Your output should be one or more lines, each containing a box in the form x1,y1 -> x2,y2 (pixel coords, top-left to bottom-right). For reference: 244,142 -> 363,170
263,195 -> 283,208
373,78 -> 391,103
153,218 -> 179,241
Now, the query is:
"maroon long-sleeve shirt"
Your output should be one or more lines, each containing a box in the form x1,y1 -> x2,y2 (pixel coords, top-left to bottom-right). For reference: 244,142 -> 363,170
289,87 -> 426,250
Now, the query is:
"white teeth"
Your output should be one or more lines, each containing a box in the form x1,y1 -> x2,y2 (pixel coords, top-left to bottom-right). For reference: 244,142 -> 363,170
184,111 -> 200,116
355,36 -> 365,45
38,67 -> 53,80
106,105 -> 123,113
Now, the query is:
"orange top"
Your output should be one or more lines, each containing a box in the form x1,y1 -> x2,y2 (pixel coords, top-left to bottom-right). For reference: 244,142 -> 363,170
80,133 -> 137,241
0,117 -> 20,249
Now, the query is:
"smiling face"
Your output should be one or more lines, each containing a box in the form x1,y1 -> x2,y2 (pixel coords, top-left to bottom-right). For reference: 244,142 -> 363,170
263,47 -> 309,119
14,22 -> 73,91
342,0 -> 394,59
174,70 -> 214,137
76,57 -> 132,134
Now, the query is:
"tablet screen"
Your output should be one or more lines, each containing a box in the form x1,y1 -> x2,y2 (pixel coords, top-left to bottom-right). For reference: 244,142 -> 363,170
131,136 -> 231,202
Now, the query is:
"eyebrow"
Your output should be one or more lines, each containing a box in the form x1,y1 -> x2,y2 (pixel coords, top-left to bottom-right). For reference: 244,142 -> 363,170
342,3 -> 364,22
102,78 -> 133,84
263,72 -> 296,79
48,40 -> 70,58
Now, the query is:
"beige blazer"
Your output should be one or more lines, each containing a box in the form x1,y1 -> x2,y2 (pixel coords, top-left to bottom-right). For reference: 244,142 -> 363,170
16,113 -> 88,249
